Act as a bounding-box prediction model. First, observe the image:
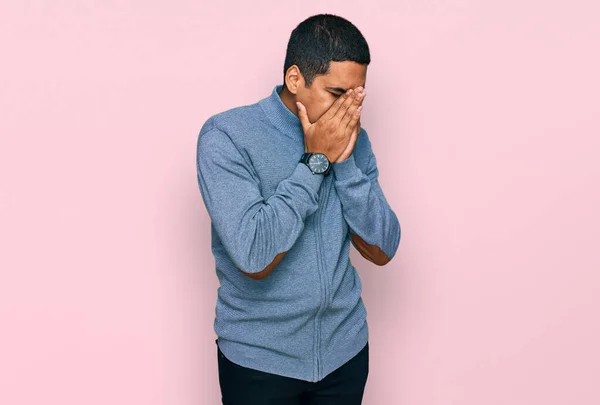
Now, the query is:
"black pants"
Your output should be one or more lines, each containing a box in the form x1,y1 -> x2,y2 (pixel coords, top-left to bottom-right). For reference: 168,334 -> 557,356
216,340 -> 369,405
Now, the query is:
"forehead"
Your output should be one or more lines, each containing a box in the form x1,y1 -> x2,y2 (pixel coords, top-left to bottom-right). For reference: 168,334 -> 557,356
318,61 -> 367,89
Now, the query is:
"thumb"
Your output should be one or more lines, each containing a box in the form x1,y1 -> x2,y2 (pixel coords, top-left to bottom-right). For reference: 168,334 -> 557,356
296,102 -> 311,132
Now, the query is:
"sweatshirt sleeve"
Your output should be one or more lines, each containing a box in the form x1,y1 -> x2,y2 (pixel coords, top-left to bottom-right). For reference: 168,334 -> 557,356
331,132 -> 401,261
196,127 -> 324,274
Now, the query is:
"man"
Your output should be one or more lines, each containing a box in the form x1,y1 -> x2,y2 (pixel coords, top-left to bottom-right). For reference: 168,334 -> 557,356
196,13 -> 401,405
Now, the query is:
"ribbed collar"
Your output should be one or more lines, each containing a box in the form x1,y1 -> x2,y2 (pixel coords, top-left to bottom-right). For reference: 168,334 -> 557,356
259,84 -> 304,142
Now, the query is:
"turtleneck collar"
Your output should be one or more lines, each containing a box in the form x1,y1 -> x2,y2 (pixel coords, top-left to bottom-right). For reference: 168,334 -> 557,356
258,84 -> 304,142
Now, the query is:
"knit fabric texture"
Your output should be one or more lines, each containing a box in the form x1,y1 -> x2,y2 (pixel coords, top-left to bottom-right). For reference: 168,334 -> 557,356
196,84 -> 401,382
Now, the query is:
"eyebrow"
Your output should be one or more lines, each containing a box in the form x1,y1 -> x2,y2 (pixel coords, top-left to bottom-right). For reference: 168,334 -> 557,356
326,85 -> 366,93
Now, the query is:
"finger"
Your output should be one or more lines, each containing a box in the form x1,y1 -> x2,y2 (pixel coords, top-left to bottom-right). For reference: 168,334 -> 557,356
344,105 -> 363,137
296,102 -> 311,133
332,88 -> 359,123
322,89 -> 354,121
340,90 -> 365,130
338,87 -> 366,127
347,119 -> 360,147
340,115 -> 360,161
358,89 -> 367,105
352,87 -> 367,109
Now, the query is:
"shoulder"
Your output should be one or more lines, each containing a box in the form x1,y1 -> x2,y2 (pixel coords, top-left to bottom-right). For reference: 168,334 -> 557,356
199,102 -> 263,138
197,102 -> 267,167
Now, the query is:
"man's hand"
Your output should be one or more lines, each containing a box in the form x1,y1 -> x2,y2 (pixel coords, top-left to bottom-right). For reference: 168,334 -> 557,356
335,90 -> 365,163
296,87 -> 365,163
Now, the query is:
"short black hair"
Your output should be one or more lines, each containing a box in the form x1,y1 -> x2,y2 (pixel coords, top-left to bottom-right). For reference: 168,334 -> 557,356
283,14 -> 371,88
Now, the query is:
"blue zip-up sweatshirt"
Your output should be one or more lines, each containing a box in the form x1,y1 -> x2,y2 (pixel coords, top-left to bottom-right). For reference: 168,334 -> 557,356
196,84 -> 401,382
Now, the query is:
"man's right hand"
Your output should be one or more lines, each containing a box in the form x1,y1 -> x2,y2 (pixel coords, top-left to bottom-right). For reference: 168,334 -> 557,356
296,87 -> 365,163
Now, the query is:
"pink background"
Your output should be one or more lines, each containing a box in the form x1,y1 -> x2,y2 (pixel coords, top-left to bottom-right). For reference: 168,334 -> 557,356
1,1 -> 599,404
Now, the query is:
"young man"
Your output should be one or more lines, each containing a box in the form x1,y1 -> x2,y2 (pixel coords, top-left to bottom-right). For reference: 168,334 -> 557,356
196,13 -> 401,405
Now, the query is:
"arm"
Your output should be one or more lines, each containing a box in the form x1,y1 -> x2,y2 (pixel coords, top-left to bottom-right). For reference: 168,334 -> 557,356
246,251 -> 288,280
332,131 -> 401,265
196,127 -> 323,278
350,232 -> 392,266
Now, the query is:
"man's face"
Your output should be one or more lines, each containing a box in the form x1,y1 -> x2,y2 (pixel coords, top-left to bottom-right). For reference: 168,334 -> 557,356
296,61 -> 367,123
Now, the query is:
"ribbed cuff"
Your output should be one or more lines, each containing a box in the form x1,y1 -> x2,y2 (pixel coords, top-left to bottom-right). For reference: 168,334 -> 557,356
293,162 -> 325,192
332,154 -> 361,181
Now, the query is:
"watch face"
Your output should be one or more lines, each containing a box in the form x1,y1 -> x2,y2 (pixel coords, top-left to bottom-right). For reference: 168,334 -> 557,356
308,153 -> 330,174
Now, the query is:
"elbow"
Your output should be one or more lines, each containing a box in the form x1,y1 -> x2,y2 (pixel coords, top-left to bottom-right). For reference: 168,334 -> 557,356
377,231 -> 400,266
370,247 -> 393,266
241,269 -> 270,280
373,254 -> 392,266
378,220 -> 401,266
239,251 -> 288,280
351,232 -> 390,266
238,263 -> 272,280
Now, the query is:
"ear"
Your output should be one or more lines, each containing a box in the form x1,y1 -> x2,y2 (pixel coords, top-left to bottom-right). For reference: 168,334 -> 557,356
284,65 -> 305,95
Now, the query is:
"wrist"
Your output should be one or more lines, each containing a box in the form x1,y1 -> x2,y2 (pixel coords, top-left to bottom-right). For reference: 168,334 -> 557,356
300,151 -> 332,176
305,149 -> 332,161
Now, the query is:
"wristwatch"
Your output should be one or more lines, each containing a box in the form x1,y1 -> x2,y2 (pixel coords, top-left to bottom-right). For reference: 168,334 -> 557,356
299,152 -> 331,176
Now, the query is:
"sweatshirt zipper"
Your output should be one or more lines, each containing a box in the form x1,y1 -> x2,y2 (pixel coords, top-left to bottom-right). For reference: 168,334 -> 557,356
312,175 -> 331,381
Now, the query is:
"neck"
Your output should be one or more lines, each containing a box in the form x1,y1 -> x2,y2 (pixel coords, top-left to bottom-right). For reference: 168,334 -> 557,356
278,85 -> 300,117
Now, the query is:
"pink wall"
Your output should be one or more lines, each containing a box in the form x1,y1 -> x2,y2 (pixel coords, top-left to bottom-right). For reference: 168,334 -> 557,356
1,1 -> 599,404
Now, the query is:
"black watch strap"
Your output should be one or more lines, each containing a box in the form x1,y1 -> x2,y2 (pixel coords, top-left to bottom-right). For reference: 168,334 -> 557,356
299,152 -> 312,165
